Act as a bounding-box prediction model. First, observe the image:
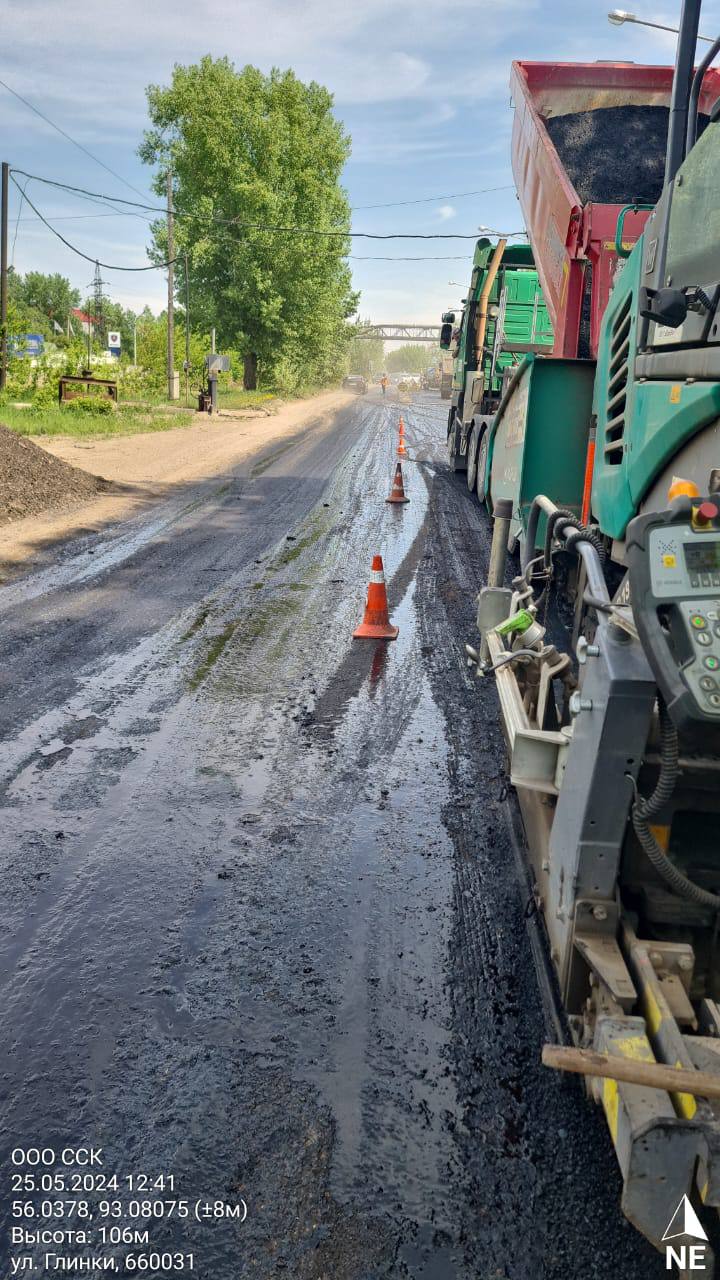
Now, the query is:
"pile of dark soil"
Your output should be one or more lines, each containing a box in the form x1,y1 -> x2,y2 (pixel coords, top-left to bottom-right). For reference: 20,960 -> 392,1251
545,104 -> 708,206
0,423 -> 108,525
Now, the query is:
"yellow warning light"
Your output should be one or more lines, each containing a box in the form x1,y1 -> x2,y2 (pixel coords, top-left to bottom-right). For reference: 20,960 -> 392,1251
668,477 -> 700,503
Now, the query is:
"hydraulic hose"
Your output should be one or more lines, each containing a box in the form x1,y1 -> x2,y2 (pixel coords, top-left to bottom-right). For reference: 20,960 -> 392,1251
523,495 -> 562,576
632,697 -> 720,911
524,496 -> 607,583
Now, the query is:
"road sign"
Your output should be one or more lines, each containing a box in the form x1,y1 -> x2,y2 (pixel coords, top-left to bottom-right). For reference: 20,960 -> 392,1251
107,331 -> 121,357
9,333 -> 44,358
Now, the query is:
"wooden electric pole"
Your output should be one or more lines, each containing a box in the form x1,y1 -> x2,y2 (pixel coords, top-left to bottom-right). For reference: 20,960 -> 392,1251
1,162 -> 9,391
184,252 -> 190,407
166,169 -> 177,399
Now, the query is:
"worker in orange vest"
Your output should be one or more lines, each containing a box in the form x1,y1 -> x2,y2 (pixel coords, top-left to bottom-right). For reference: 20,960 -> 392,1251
381,374 -> 388,397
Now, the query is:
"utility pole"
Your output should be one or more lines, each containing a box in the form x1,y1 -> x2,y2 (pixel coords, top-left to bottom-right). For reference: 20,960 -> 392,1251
184,252 -> 190,407
1,161 -> 9,391
167,169 -> 177,400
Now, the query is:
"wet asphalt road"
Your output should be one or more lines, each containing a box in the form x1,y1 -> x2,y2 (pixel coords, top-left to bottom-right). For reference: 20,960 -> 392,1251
0,392 -> 664,1278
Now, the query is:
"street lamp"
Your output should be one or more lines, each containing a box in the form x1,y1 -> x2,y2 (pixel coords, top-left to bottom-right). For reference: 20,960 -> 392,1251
478,223 -> 526,238
607,10 -> 714,41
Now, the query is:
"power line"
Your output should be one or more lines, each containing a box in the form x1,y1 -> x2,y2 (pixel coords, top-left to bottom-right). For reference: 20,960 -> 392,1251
17,211 -> 149,223
8,170 -> 523,275
15,211 -> 474,255
0,76 -> 151,201
351,184 -> 515,210
11,174 -> 30,267
13,180 -> 519,225
350,254 -> 473,261
10,176 -> 177,271
10,170 -> 487,239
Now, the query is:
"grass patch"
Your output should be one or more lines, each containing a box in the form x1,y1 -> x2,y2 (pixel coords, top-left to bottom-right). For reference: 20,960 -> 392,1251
180,604 -> 211,642
218,388 -> 278,412
0,402 -> 196,440
273,526 -> 323,569
188,621 -> 238,690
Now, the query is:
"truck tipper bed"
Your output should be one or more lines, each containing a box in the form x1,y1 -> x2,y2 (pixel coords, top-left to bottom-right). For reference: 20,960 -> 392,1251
510,60 -> 720,358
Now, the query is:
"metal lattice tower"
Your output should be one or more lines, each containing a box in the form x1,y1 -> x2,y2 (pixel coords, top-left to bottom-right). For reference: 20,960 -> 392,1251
91,260 -> 107,347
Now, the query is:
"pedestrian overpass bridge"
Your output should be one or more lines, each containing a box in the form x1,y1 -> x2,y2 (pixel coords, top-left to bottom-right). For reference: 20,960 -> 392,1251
353,324 -> 439,342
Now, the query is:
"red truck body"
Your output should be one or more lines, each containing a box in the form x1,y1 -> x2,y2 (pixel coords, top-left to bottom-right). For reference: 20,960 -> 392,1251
510,60 -> 720,359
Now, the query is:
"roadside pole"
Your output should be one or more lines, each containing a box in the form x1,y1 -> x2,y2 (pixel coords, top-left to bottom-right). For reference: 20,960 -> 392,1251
184,253 -> 190,407
167,169 -> 177,400
1,162 -> 9,391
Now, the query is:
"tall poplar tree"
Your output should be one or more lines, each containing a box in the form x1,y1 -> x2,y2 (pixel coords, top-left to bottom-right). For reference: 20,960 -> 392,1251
140,58 -> 357,390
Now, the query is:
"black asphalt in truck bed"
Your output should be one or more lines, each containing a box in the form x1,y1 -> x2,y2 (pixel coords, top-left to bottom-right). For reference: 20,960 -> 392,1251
545,104 -> 708,206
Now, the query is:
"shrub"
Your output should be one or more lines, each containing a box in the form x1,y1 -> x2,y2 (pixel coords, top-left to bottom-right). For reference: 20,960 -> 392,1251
60,397 -> 114,416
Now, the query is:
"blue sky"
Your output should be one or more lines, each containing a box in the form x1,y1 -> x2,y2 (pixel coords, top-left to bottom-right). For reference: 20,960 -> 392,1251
2,0 -> 719,327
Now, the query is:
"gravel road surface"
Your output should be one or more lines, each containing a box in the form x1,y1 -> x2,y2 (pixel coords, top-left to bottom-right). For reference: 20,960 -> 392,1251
0,392 -> 663,1277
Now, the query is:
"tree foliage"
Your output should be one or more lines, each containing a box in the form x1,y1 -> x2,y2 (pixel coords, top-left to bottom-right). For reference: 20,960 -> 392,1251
347,318 -> 384,378
139,58 -> 358,391
7,269 -> 80,338
386,343 -> 440,374
20,272 -> 80,326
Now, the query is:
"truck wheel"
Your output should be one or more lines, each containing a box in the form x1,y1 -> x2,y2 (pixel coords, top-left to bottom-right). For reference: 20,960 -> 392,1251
446,412 -> 465,473
466,424 -> 480,492
475,429 -> 489,503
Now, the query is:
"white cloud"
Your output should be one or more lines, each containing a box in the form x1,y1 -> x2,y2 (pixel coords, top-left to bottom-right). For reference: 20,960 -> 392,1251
437,205 -> 456,221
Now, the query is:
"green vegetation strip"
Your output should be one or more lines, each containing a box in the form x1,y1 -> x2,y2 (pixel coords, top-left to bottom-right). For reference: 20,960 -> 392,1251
0,403 -> 196,440
185,507 -> 332,690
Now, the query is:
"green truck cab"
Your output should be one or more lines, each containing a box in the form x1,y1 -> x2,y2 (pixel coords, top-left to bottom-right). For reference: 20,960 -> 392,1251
440,238 -> 553,500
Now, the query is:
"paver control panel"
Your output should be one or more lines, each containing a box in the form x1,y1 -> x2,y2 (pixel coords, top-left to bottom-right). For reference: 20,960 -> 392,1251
627,500 -> 720,730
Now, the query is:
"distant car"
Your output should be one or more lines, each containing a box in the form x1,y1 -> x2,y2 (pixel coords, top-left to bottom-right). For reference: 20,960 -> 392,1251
342,374 -> 367,394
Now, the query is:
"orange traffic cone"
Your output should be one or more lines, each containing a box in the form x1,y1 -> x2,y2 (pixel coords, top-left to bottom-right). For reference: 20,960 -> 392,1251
353,555 -> 399,640
386,462 -> 409,504
397,436 -> 408,457
398,416 -> 405,437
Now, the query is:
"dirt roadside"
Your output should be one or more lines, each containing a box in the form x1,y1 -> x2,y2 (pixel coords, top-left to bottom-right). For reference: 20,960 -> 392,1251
0,389 -> 355,577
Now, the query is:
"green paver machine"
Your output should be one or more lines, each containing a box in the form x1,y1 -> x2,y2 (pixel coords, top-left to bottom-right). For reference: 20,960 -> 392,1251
459,1 -> 720,1265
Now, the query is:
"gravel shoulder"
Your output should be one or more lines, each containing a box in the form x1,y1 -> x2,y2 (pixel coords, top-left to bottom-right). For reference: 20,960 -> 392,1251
0,389 -> 354,579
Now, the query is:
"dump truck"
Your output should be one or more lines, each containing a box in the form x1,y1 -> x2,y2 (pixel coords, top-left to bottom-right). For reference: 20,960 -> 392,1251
451,4 -> 720,1265
442,239 -> 554,493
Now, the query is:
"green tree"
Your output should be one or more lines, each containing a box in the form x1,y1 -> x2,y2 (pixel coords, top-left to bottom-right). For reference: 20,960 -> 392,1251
132,312 -> 208,391
20,271 -> 80,328
139,58 -> 357,391
81,296 -> 139,356
6,273 -> 50,340
347,318 -> 383,379
386,343 -> 440,374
